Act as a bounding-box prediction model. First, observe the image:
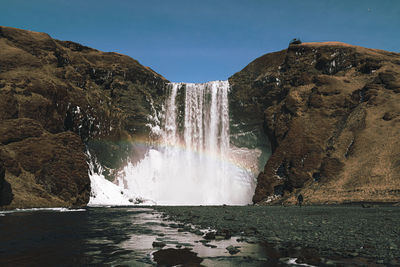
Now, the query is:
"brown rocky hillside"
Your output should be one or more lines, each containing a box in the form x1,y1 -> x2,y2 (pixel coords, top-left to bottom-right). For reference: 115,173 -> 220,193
0,26 -> 167,209
230,41 -> 400,204
2,26 -> 399,208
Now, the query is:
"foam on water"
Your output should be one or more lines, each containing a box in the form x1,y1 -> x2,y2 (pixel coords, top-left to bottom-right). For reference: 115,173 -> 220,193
0,208 -> 86,214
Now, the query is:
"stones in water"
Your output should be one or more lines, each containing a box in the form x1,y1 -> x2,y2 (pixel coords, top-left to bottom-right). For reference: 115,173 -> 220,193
152,248 -> 203,266
216,229 -> 232,239
203,231 -> 216,240
152,241 -> 166,248
226,245 -> 241,255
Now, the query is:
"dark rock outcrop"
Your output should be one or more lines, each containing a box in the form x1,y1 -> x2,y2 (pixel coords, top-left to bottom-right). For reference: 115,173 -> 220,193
0,161 -> 13,206
0,26 -> 168,208
230,42 -> 400,204
153,248 -> 203,266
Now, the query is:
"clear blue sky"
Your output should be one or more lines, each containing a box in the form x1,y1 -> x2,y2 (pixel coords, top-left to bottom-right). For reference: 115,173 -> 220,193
1,0 -> 399,82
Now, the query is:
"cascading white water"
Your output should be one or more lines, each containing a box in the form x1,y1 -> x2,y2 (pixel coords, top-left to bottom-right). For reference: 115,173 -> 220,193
114,81 -> 256,205
88,80 -> 260,206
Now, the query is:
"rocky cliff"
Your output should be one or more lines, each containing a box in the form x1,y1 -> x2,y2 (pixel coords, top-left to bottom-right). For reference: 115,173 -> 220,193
230,42 -> 400,204
2,26 -> 400,208
0,26 -> 167,208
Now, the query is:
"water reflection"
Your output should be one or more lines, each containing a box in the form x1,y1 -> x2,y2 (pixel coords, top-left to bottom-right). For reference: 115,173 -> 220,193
0,207 -> 271,266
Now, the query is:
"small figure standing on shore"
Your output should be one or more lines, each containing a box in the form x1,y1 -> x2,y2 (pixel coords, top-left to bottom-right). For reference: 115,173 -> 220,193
297,194 -> 303,207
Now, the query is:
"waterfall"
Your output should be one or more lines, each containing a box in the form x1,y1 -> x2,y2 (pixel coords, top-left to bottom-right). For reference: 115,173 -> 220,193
89,81 -> 259,206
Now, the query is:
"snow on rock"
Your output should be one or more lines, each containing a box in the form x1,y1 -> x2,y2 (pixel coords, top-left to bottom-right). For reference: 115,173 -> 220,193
88,172 -> 133,206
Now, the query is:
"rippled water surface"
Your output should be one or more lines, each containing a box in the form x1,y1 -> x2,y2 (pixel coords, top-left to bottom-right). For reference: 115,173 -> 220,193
0,207 -> 273,266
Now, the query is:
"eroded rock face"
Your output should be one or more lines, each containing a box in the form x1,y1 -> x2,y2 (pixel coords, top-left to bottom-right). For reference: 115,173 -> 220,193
0,119 -> 90,207
230,42 -> 400,204
0,26 -> 168,208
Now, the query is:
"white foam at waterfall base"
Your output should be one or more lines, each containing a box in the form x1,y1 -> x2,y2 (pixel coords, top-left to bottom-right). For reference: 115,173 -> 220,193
119,147 -> 255,205
116,81 -> 257,205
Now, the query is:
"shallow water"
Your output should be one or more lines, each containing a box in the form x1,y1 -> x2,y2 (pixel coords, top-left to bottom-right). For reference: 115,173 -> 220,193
3,206 -> 391,266
0,207 -> 276,266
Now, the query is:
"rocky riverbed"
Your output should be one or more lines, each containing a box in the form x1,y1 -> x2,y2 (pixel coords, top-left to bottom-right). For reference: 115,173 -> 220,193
156,204 -> 400,266
0,207 -> 283,266
1,205 -> 399,266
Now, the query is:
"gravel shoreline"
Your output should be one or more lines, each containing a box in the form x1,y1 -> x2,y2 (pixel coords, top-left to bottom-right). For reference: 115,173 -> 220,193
155,205 -> 400,266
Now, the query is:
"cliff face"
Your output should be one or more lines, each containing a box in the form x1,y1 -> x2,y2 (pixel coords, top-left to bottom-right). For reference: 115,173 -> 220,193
2,26 -> 399,208
230,42 -> 400,204
0,26 -> 167,208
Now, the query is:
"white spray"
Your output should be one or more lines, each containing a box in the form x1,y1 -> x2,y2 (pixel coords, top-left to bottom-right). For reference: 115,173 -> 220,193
116,81 -> 256,205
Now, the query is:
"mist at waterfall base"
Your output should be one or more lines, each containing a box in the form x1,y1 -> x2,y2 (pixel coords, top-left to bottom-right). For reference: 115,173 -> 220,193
89,81 -> 262,206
